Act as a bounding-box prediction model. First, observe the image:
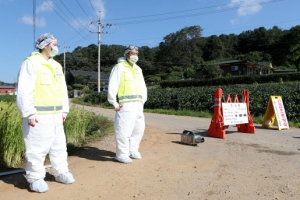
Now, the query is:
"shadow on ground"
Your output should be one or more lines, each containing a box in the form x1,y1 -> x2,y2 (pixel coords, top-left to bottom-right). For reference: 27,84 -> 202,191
0,171 -> 58,192
69,146 -> 116,162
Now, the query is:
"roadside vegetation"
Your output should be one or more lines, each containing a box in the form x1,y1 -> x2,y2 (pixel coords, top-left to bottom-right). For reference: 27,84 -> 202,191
1,78 -> 300,169
0,95 -> 113,169
80,82 -> 300,128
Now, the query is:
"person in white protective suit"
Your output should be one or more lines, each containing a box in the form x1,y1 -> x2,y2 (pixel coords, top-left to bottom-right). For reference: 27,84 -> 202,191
16,33 -> 75,193
108,45 -> 147,164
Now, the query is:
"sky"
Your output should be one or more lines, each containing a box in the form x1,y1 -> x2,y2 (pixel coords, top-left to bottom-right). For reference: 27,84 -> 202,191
0,0 -> 299,84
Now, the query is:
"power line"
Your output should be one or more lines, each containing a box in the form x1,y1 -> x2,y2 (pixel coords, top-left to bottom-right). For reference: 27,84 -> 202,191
104,0 -> 253,22
66,32 -> 96,48
58,0 -> 90,32
44,0 -> 91,44
75,0 -> 94,22
47,0 -> 287,50
89,0 -> 99,19
111,0 -> 283,26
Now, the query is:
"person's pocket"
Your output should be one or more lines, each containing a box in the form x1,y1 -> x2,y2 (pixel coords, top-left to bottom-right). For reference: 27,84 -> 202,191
40,72 -> 52,84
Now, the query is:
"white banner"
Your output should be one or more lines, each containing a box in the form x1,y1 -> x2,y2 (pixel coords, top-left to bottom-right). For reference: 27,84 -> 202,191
222,103 -> 248,125
272,98 -> 289,129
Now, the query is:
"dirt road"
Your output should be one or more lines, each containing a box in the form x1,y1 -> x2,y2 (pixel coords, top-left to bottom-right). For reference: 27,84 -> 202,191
1,104 -> 300,200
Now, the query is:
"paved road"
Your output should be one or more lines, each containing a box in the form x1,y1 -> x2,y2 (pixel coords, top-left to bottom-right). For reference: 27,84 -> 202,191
71,103 -> 300,142
71,103 -> 217,132
1,103 -> 299,200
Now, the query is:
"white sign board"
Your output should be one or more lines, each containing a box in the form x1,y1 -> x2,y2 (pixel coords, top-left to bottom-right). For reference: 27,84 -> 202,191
222,103 -> 248,125
272,97 -> 289,129
74,89 -> 78,97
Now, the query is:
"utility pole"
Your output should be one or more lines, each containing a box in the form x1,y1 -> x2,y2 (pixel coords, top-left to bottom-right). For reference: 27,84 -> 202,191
33,0 -> 36,50
90,11 -> 112,93
63,44 -> 70,78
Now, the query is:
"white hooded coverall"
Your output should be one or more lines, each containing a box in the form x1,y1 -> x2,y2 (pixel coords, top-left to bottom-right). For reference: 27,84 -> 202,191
108,58 -> 147,160
16,52 -> 70,183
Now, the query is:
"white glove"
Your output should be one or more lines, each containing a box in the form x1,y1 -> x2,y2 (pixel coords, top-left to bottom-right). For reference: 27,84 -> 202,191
62,112 -> 68,122
113,102 -> 122,112
28,114 -> 38,127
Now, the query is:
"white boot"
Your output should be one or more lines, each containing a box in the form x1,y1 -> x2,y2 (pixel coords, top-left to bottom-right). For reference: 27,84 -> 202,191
55,172 -> 75,184
29,179 -> 49,193
130,152 -> 142,159
115,156 -> 132,163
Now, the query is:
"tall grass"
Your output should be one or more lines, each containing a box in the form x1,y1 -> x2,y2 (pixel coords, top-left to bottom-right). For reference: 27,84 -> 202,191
144,108 -> 212,118
0,102 -> 24,168
0,103 -> 113,169
64,107 -> 93,145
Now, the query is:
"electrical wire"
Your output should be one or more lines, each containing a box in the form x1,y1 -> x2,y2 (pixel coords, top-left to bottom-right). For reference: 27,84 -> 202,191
75,0 -> 94,22
58,0 -> 90,31
44,0 -> 93,44
104,0 -> 274,22
111,0 -> 283,26
89,0 -> 99,19
48,0 -> 289,49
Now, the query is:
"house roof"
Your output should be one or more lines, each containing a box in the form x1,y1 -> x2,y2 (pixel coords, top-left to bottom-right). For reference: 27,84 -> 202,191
258,61 -> 273,68
0,85 -> 15,89
218,60 -> 250,65
217,60 -> 271,68
69,70 -> 110,80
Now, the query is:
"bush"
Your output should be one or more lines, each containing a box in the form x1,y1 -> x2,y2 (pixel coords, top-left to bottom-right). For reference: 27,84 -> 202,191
0,102 -> 23,168
81,88 -> 92,95
0,104 -> 113,168
0,95 -> 16,103
83,82 -> 300,122
160,72 -> 300,88
72,84 -> 84,90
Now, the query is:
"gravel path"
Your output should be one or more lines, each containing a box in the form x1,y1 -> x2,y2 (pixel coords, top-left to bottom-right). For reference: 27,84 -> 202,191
1,104 -> 300,200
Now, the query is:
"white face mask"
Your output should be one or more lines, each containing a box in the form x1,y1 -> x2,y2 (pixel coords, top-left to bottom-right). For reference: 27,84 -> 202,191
47,46 -> 59,57
129,55 -> 138,63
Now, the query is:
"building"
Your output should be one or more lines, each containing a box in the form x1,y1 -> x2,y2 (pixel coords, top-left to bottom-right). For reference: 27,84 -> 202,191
0,85 -> 15,95
273,69 -> 297,73
68,70 -> 110,86
195,60 -> 272,79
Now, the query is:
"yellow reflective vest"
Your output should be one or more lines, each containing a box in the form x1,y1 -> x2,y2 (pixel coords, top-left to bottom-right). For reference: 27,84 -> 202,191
26,52 -> 64,114
117,61 -> 144,103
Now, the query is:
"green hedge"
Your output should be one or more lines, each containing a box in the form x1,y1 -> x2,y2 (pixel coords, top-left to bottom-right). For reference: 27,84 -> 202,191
0,95 -> 16,103
83,82 -> 300,121
160,73 -> 300,88
0,103 -> 113,168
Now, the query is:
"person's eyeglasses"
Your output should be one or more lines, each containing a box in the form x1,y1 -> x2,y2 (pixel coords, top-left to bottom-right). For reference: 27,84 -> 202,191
126,45 -> 138,51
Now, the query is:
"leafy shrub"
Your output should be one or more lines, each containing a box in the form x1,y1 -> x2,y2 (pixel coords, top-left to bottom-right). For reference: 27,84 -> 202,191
0,102 -> 23,167
0,95 -> 16,103
67,85 -> 73,90
72,83 -> 84,90
0,104 -> 113,168
160,72 -> 300,88
83,82 -> 300,122
84,93 -> 108,105
81,88 -> 92,95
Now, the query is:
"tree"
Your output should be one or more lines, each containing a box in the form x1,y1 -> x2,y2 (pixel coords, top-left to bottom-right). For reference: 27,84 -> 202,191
202,65 -> 223,78
156,26 -> 204,73
203,35 -> 225,61
219,33 -> 239,58
284,26 -> 300,68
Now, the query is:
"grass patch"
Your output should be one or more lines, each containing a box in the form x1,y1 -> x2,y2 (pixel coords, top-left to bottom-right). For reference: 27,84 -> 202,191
144,108 -> 212,118
0,102 -> 114,169
71,97 -> 94,106
71,96 -> 300,128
